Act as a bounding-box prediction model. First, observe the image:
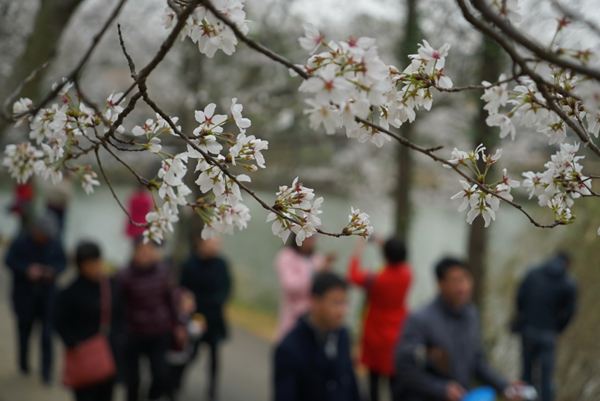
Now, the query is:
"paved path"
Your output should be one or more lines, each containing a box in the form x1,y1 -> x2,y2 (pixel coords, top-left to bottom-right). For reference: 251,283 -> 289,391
0,266 -> 271,401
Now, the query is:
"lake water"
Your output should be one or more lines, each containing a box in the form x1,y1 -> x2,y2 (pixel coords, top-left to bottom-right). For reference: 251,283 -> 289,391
0,185 -> 527,322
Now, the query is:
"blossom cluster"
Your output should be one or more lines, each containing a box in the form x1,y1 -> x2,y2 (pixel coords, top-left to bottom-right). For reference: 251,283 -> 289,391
522,142 -> 590,224
163,0 -> 249,58
3,81 -> 124,195
481,75 -> 593,145
343,207 -> 374,238
447,145 -> 520,227
296,24 -> 452,147
143,99 -> 259,243
267,178 -> 324,245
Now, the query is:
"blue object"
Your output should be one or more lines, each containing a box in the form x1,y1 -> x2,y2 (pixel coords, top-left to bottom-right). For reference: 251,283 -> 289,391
462,386 -> 497,401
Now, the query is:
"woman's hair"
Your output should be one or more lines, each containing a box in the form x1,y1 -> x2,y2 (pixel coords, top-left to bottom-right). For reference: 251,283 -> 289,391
75,241 -> 102,269
383,238 -> 407,264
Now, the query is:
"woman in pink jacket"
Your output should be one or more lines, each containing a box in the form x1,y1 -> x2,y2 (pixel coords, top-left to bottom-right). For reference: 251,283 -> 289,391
274,235 -> 333,341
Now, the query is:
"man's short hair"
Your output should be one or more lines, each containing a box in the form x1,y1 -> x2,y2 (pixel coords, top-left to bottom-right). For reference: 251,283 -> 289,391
435,257 -> 470,280
556,251 -> 571,266
75,241 -> 102,269
383,238 -> 407,264
311,272 -> 347,297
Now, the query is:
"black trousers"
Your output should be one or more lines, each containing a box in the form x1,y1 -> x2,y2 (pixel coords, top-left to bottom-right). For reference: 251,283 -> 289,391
74,380 -> 114,401
369,370 -> 397,401
188,339 -> 220,399
522,328 -> 556,401
125,334 -> 172,401
16,296 -> 53,382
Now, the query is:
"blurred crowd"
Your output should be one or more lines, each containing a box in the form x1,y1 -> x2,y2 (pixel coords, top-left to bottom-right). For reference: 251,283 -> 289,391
2,183 -> 577,401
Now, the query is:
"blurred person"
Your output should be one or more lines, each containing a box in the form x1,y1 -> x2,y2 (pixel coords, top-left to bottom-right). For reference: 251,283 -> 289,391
395,257 -> 524,401
180,237 -> 231,401
41,172 -> 74,235
167,288 -> 205,397
274,272 -> 361,401
275,235 -> 335,341
117,238 -> 179,401
54,241 -> 125,401
4,212 -> 66,384
347,237 -> 412,401
514,252 -> 577,401
124,185 -> 153,240
7,181 -> 35,229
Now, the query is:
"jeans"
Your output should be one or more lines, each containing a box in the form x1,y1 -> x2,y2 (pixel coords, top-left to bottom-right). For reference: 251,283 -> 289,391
16,295 -> 53,382
521,327 -> 556,401
125,333 -> 172,401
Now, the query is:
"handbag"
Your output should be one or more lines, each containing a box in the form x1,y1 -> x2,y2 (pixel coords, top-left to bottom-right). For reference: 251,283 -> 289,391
62,278 -> 117,389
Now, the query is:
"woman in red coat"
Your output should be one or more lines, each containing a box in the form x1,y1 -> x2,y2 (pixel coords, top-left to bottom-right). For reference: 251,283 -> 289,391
347,237 -> 412,401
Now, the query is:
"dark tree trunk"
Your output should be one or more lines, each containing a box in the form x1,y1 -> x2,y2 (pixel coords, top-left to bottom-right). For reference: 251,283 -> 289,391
468,36 -> 504,308
394,0 -> 421,239
0,0 -> 84,135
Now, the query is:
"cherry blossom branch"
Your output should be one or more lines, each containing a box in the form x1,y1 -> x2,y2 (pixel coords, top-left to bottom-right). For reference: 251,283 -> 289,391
186,0 -> 564,228
469,0 -> 600,81
456,0 -> 600,158
138,87 -> 347,237
354,116 -> 562,228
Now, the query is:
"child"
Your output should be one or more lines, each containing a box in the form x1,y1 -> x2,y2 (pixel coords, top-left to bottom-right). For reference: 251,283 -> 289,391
167,288 -> 205,396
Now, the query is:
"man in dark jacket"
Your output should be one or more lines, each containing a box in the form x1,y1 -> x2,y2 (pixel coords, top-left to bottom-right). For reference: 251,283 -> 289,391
274,272 -> 361,401
5,213 -> 66,384
516,253 -> 577,401
395,258 -> 522,401
180,237 -> 232,400
117,238 -> 179,401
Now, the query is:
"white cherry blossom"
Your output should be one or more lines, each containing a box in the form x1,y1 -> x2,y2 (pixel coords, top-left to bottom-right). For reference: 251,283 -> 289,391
298,23 -> 324,54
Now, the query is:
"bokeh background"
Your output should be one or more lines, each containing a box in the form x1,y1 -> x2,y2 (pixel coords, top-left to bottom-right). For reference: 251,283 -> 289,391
1,0 -> 600,400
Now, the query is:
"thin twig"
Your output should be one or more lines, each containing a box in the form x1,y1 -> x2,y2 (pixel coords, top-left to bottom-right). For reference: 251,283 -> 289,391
115,0 -> 201,105
2,60 -> 51,120
95,147 -> 145,227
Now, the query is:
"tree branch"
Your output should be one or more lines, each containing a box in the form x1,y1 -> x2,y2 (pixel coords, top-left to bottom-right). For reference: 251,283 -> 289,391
470,0 -> 600,81
16,0 -> 130,120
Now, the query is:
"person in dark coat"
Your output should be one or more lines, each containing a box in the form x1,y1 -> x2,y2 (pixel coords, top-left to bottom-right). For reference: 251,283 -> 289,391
180,237 -> 232,401
274,272 -> 361,401
54,241 -> 125,401
395,258 -> 523,401
515,253 -> 577,401
4,212 -> 66,384
117,238 -> 179,401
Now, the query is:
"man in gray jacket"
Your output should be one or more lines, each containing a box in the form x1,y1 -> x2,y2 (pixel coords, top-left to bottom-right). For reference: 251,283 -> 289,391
395,257 -> 521,401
